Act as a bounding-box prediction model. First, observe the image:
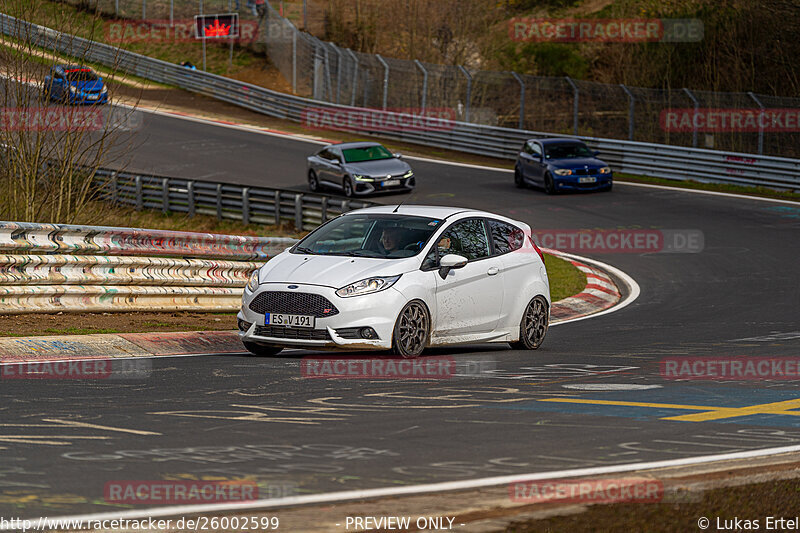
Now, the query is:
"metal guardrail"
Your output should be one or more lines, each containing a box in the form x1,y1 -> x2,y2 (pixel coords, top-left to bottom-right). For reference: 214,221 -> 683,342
92,168 -> 375,231
0,221 -> 300,313
2,13 -> 799,191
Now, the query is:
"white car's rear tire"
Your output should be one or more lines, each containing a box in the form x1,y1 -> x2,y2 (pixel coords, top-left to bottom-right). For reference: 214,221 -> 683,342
510,296 -> 548,350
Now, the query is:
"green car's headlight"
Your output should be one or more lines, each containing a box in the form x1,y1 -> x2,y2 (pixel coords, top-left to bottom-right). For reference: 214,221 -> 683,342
335,275 -> 401,298
246,270 -> 260,292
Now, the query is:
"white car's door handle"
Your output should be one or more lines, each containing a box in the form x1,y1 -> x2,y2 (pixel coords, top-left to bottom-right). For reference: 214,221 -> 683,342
487,267 -> 500,276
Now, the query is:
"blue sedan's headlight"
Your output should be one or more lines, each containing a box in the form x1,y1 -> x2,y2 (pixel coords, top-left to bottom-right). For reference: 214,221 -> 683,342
599,167 -> 612,174
336,275 -> 401,298
554,169 -> 572,176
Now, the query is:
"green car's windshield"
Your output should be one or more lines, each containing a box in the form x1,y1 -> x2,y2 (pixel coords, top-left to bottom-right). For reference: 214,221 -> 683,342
544,143 -> 593,159
342,145 -> 394,163
293,214 -> 442,259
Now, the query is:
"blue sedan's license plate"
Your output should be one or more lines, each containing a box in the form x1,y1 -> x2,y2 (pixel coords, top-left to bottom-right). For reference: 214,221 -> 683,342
266,312 -> 315,328
578,177 -> 597,183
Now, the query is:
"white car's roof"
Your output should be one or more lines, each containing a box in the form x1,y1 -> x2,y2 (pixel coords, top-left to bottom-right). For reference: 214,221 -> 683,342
346,205 -> 491,220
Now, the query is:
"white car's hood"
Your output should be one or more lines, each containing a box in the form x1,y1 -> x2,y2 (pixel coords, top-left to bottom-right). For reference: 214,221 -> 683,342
259,251 -> 419,288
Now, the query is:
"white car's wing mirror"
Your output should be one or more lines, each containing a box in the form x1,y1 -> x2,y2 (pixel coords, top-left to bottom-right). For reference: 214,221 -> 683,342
438,253 -> 468,279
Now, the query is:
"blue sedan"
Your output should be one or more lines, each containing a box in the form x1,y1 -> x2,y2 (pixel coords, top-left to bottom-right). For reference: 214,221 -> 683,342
43,65 -> 108,105
514,138 -> 613,194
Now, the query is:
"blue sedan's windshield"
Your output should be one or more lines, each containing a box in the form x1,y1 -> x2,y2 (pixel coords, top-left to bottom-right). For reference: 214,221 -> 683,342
342,145 -> 394,163
544,143 -> 593,159
293,214 -> 442,258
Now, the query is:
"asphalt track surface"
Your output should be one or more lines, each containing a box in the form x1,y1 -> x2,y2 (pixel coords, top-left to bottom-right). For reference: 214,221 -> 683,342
2,109 -> 800,520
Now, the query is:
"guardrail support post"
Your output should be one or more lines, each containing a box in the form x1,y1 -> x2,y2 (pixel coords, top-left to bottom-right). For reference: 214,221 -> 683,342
347,49 -> 359,106
216,183 -> 222,220
748,91 -> 765,155
620,84 -> 635,141
682,87 -> 699,148
565,76 -> 579,136
187,181 -> 195,217
242,187 -> 250,225
458,65 -> 472,123
511,71 -> 525,130
321,196 -> 328,222
294,194 -> 303,230
135,175 -> 143,211
342,199 -> 350,213
376,54 -> 389,110
414,59 -> 428,112
161,178 -> 169,213
274,191 -> 281,225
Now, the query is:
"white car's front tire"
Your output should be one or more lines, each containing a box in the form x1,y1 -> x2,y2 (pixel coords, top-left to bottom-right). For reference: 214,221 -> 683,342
391,300 -> 430,358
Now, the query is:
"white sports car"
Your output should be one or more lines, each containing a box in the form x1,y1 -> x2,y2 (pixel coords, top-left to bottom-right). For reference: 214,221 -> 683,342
238,205 -> 550,358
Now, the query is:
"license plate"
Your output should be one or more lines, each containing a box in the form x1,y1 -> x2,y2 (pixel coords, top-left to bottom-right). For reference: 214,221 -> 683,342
382,179 -> 400,187
87,94 -> 98,100
578,177 -> 597,183
266,312 -> 315,328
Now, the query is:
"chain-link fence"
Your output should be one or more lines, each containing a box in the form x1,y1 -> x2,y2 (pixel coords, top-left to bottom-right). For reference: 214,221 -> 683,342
56,0 -> 800,158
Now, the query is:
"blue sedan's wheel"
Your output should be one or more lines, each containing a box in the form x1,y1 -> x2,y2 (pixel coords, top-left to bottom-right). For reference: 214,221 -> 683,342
308,170 -> 319,192
514,168 -> 526,189
544,172 -> 557,195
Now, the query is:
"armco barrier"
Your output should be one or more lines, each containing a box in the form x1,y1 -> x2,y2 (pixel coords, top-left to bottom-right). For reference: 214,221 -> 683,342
0,221 -> 300,313
2,13 -> 798,191
92,169 -> 374,231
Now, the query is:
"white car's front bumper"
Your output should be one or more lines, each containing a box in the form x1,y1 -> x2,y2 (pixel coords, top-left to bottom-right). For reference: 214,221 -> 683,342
238,282 -> 407,350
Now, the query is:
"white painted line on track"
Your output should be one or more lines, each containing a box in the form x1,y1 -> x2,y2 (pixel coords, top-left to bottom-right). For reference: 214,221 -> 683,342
21,444 -> 800,526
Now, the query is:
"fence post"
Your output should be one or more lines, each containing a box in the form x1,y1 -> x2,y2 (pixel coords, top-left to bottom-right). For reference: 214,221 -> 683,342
347,48 -> 359,106
414,59 -> 428,112
682,87 -> 699,148
142,0 -> 146,19
274,190 -> 281,225
292,30 -> 297,94
170,0 -> 173,26
216,183 -> 222,219
187,181 -> 195,217
115,0 -> 119,16
111,171 -> 118,206
135,175 -> 143,211
458,65 -> 471,123
376,54 -> 389,110
620,84 -> 635,141
748,91 -> 765,155
242,187 -> 250,225
334,46 -> 343,104
312,43 -> 323,100
323,44 -> 334,102
161,178 -> 169,213
321,196 -> 328,222
294,194 -> 303,230
565,76 -> 579,136
511,71 -> 525,130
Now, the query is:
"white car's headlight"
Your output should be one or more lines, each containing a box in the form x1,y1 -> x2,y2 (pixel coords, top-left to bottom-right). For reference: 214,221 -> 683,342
599,166 -> 612,174
336,275 -> 401,298
246,270 -> 260,292
554,169 -> 572,176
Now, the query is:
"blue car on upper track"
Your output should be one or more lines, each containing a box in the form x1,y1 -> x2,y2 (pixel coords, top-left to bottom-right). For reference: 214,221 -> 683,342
43,65 -> 109,105
514,138 -> 613,194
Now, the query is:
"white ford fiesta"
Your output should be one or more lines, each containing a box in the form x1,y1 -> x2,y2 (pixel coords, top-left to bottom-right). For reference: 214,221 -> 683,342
238,205 -> 550,358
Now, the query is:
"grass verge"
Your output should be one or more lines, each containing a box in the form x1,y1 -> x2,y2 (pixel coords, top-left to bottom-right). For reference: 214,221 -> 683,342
545,253 -> 586,303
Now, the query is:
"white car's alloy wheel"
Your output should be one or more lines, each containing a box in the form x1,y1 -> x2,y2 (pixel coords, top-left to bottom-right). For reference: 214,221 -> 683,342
392,300 -> 429,358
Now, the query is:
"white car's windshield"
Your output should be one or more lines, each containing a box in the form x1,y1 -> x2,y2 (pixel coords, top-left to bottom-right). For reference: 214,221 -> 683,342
293,214 -> 443,258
